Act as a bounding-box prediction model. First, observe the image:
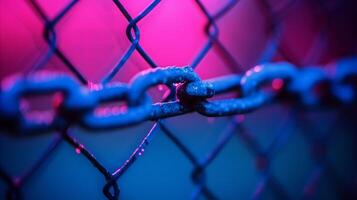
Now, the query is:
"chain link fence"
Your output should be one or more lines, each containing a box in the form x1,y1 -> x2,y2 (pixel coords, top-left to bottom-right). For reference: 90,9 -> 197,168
0,0 -> 356,199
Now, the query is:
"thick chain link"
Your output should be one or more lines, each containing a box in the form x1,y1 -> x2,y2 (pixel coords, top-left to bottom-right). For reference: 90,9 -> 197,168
0,57 -> 356,135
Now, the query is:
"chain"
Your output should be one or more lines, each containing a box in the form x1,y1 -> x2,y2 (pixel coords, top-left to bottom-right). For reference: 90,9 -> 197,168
0,57 -> 356,135
1,0 -> 357,199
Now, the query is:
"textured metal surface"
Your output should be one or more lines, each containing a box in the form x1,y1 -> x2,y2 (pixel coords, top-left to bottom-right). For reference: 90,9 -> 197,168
0,0 -> 357,200
1,59 -> 356,134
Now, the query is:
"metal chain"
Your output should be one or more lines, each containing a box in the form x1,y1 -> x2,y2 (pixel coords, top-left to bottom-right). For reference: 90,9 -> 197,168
0,57 -> 356,135
1,0 -> 357,200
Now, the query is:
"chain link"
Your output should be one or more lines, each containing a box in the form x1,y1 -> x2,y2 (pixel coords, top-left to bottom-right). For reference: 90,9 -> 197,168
1,0 -> 357,199
1,57 -> 356,135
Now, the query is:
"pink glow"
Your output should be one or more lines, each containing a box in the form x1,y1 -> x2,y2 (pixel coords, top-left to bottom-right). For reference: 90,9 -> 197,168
0,0 -> 342,83
75,144 -> 84,154
253,66 -> 262,73
0,0 -> 272,82
88,82 -> 102,91
157,85 -> 164,91
75,148 -> 81,154
271,78 -> 284,90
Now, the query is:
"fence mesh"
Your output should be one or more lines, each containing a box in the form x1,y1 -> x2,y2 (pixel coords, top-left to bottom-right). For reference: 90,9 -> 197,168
0,0 -> 356,199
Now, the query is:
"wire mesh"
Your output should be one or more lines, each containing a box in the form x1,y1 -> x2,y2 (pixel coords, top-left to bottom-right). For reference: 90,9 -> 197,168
0,0 -> 356,199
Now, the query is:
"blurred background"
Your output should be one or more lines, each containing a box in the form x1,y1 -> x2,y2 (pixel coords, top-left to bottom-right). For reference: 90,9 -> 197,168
0,0 -> 356,199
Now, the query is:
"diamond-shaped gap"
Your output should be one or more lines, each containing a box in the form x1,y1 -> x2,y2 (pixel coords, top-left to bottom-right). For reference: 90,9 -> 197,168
278,1 -> 324,66
129,0 -> 207,68
69,121 -> 155,174
38,122 -> 160,198
270,109 -> 339,197
164,113 -> 233,159
0,0 -> 46,78
205,126 -> 260,199
21,139 -> 106,199
242,104 -> 290,151
270,120 -> 313,197
105,0 -> 208,84
24,0 -> 84,75
190,0 -> 244,76
234,105 -> 299,198
0,133 -> 59,187
118,124 -> 195,199
195,46 -> 237,80
69,121 -> 195,199
217,0 -> 268,69
299,110 -> 357,199
250,0 -> 295,64
53,0 -> 131,83
95,0 -> 166,84
160,115 -> 238,198
164,114 -> 256,197
229,124 -> 288,199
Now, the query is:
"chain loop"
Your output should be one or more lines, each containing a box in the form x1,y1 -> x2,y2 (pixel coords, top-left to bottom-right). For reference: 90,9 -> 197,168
80,83 -> 152,130
0,72 -> 93,134
331,57 -> 357,104
0,59 -> 356,135
129,66 -> 210,105
288,67 -> 329,106
240,62 -> 297,95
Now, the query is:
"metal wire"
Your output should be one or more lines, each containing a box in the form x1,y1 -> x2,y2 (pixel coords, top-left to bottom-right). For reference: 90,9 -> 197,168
0,0 -> 356,200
